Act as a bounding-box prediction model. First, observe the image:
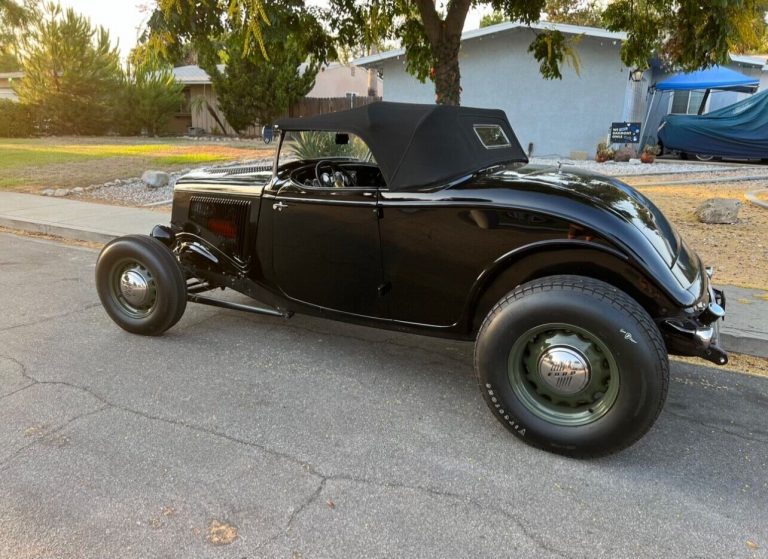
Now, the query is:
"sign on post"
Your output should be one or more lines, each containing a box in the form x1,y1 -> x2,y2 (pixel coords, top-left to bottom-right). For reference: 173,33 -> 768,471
610,122 -> 641,144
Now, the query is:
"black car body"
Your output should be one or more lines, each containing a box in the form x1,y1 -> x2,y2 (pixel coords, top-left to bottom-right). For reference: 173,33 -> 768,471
96,102 -> 727,457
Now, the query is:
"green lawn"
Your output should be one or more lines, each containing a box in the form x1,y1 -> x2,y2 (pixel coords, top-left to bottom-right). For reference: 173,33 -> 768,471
0,137 -> 275,191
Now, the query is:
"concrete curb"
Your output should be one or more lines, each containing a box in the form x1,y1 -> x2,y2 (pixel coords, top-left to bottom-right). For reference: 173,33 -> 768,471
746,188 -> 768,210
0,215 -> 116,244
720,331 -> 768,359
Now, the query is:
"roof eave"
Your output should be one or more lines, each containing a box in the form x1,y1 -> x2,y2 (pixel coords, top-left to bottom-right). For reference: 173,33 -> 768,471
352,21 -> 627,67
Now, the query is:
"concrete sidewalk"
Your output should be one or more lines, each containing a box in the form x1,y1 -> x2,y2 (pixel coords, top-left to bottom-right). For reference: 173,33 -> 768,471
0,191 -> 765,359
0,191 -> 168,244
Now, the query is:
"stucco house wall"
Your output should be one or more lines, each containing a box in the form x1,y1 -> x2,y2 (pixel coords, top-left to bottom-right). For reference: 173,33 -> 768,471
374,29 -> 631,157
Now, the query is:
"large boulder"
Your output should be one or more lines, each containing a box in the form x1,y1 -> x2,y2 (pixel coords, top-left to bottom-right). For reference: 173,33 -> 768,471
141,170 -> 170,189
695,198 -> 741,224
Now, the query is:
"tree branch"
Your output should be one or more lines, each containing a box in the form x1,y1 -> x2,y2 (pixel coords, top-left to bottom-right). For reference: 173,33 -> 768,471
445,0 -> 471,35
412,0 -> 442,44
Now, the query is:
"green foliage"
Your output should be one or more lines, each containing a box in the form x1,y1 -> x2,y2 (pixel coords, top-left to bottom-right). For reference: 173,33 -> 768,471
602,0 -> 768,72
287,131 -> 370,160
0,99 -> 33,137
15,3 -> 123,135
115,64 -> 185,136
211,8 -> 327,130
148,0 -> 333,133
544,0 -> 603,27
148,0 -> 269,64
527,30 -> 582,79
480,11 -> 506,28
0,0 -> 33,71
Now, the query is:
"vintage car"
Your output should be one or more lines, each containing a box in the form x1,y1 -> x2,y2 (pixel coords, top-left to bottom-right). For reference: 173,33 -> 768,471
96,102 -> 727,457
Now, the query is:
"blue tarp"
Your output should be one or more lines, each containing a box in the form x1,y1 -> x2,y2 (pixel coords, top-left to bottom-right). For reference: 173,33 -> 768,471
657,89 -> 768,158
655,66 -> 759,93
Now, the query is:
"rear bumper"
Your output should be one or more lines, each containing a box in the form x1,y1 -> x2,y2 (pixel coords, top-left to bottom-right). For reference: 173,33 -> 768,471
660,286 -> 728,366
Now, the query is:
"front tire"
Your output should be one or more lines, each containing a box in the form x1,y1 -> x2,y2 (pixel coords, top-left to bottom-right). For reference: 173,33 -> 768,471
96,235 -> 187,336
474,275 -> 668,457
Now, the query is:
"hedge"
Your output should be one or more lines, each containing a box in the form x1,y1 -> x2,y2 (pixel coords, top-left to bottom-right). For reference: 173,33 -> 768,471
0,99 -> 34,137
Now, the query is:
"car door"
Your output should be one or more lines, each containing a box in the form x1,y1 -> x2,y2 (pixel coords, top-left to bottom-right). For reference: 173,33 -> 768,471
271,181 -> 386,317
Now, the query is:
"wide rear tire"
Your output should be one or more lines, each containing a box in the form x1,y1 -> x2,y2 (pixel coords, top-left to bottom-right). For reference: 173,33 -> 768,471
96,235 -> 186,336
474,275 -> 668,457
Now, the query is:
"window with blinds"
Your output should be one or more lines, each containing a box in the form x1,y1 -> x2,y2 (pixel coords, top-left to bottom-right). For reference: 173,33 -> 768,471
670,90 -> 706,114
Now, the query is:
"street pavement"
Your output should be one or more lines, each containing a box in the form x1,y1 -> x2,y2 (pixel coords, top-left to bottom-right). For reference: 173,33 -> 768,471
1,232 -> 767,558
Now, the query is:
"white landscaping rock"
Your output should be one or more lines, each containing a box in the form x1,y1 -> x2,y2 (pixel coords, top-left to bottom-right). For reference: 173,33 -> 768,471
141,170 -> 170,189
54,188 -> 68,197
695,198 -> 741,224
41,189 -> 54,196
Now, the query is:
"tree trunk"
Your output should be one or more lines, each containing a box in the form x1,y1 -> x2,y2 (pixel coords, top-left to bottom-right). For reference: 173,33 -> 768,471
433,31 -> 462,105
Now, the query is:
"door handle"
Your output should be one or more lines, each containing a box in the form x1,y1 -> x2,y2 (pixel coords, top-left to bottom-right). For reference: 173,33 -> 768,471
273,201 -> 289,212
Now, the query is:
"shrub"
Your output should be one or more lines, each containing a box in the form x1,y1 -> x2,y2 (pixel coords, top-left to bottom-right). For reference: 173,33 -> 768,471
0,99 -> 33,137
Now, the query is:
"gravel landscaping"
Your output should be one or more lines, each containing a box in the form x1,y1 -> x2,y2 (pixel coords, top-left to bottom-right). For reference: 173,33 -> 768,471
68,155 -> 768,207
69,157 -> 273,207
529,156 -> 744,176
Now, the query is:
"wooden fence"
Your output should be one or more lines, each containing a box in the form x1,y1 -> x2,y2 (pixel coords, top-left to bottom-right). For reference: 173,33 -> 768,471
287,96 -> 382,119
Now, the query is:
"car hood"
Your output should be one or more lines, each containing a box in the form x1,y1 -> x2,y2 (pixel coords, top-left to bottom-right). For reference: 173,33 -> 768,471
177,163 -> 273,186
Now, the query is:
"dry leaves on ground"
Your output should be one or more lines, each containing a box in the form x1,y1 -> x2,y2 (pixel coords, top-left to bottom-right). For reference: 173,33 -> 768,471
207,520 -> 238,546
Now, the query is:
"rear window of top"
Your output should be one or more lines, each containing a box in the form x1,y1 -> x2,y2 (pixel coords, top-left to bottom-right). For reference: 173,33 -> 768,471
473,124 -> 511,149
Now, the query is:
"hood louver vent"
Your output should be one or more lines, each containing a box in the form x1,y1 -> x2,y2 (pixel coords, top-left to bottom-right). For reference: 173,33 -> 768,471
189,196 -> 251,261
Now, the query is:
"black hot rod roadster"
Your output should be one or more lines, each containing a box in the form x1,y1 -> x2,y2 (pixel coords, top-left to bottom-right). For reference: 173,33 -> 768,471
96,102 -> 727,457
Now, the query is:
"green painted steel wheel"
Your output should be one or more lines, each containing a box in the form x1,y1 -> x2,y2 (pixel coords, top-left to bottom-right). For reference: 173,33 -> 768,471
507,323 -> 620,427
474,275 -> 669,457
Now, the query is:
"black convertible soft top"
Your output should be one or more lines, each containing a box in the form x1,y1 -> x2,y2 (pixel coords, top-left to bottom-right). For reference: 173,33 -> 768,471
276,101 -> 527,190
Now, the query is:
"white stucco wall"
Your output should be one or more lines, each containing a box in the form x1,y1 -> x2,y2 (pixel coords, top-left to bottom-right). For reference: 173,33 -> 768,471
380,31 -> 630,157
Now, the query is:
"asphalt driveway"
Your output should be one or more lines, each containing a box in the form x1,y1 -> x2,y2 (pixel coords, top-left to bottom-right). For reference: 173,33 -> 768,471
0,232 -> 766,559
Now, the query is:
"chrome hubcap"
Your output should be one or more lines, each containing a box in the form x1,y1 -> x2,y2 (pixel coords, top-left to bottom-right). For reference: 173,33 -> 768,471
120,269 -> 151,307
110,260 -> 157,318
537,346 -> 590,395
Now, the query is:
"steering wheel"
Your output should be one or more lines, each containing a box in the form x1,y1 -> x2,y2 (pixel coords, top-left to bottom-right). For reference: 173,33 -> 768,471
315,160 -> 351,188
315,160 -> 337,187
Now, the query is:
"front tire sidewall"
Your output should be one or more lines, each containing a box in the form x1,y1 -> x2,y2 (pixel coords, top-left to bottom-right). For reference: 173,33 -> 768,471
96,235 -> 186,336
476,286 -> 665,456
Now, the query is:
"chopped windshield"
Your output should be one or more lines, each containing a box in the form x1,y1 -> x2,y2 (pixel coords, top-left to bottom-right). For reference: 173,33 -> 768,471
278,130 -> 374,168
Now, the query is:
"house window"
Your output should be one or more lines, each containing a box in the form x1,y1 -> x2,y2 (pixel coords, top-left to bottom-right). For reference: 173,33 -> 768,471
670,90 -> 706,114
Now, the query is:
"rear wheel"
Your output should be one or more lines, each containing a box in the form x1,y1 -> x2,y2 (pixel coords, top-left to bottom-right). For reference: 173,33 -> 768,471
96,235 -> 187,335
474,275 -> 668,457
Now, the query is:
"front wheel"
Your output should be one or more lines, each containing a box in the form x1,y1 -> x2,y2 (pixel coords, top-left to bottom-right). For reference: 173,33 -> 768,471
95,234 -> 187,336
474,275 -> 668,457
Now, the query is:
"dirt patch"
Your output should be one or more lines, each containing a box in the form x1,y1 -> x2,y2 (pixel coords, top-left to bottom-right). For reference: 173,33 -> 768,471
0,226 -> 103,250
627,179 -> 768,290
672,353 -> 768,378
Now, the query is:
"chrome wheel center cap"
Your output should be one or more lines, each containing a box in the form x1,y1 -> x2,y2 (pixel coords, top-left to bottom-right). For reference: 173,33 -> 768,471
537,346 -> 591,395
119,269 -> 150,307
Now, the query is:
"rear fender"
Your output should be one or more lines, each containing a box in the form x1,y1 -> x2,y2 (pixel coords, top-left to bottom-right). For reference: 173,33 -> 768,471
466,241 -> 679,334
